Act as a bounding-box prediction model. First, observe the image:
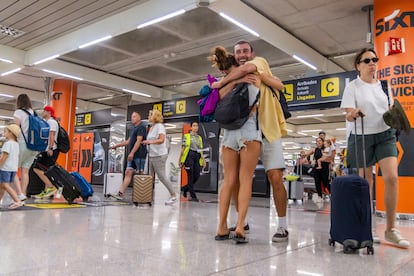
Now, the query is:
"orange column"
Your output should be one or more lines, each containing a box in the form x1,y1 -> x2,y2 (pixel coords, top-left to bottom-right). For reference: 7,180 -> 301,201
50,79 -> 77,171
374,0 -> 414,215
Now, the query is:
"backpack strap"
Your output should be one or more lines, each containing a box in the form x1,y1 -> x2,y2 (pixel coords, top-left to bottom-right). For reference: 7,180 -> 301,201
380,80 -> 390,107
18,108 -> 33,144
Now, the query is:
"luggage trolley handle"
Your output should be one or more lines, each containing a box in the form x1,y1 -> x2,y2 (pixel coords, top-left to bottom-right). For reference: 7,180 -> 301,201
354,111 -> 367,179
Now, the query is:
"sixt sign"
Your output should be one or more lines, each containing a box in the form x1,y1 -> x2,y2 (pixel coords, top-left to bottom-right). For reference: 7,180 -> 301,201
375,9 -> 414,36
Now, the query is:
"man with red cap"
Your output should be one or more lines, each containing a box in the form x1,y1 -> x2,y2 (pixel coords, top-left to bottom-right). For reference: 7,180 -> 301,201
33,106 -> 61,199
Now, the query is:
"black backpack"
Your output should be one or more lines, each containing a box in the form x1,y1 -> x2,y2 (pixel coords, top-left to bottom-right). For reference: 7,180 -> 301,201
214,83 -> 259,130
56,122 -> 70,153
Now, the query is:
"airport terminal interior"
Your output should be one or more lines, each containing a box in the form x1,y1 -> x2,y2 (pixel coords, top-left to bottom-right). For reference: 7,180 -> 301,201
1,0 -> 414,275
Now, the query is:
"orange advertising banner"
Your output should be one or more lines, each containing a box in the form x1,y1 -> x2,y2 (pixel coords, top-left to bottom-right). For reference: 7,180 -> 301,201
71,133 -> 81,172
374,0 -> 414,215
78,132 -> 94,183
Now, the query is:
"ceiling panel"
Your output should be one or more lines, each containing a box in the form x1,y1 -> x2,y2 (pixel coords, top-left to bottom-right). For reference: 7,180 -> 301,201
64,46 -> 133,67
0,0 -> 375,151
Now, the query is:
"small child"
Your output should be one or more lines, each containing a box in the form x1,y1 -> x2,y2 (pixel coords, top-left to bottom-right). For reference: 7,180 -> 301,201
316,139 -> 332,169
0,124 -> 24,209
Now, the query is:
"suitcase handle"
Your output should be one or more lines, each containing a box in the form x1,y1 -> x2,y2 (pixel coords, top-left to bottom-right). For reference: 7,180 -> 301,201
354,112 -> 367,179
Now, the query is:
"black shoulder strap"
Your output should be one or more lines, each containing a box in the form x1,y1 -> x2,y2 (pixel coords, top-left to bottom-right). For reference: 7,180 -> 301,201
380,80 -> 390,107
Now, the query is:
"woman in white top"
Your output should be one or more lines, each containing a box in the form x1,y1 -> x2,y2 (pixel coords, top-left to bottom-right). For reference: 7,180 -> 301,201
13,94 -> 38,201
142,109 -> 177,205
340,48 -> 409,249
209,46 -> 262,243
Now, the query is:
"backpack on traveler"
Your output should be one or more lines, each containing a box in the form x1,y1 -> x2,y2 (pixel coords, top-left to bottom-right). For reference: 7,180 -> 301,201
56,121 -> 70,153
20,109 -> 50,152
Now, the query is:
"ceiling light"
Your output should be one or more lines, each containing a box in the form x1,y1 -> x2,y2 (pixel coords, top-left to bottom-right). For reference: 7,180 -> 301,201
0,57 -> 12,63
296,114 -> 324,118
1,67 -> 21,76
293,54 -> 317,70
165,123 -> 176,128
300,129 -> 322,133
33,54 -> 60,65
78,35 -> 112,49
0,93 -> 14,98
297,132 -> 308,136
336,128 -> 347,131
0,115 -> 14,119
122,88 -> 151,98
42,69 -> 83,80
219,13 -> 259,37
137,9 -> 185,29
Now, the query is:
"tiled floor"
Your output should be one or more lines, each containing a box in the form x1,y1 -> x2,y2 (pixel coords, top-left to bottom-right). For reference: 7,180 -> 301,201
0,184 -> 413,276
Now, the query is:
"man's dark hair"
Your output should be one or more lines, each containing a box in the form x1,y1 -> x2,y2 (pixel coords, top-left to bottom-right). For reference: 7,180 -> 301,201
234,40 -> 253,52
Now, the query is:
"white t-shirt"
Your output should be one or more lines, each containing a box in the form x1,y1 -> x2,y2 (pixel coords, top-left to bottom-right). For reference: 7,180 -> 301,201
147,123 -> 168,157
248,84 -> 260,106
47,118 -> 59,150
13,108 -> 34,144
340,77 -> 391,135
0,140 -> 19,171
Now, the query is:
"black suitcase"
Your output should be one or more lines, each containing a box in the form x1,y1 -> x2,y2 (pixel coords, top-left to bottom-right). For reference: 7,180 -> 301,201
44,165 -> 82,204
329,114 -> 374,254
26,163 -> 46,197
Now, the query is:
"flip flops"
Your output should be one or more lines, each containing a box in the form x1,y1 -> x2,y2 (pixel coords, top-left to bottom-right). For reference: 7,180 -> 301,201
214,233 -> 230,241
232,234 -> 248,244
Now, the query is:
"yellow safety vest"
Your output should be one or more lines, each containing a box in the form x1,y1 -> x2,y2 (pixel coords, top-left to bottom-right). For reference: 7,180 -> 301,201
180,133 -> 203,166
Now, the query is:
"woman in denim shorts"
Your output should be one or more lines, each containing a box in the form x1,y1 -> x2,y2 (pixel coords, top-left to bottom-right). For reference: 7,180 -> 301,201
340,48 -> 409,249
209,46 -> 262,243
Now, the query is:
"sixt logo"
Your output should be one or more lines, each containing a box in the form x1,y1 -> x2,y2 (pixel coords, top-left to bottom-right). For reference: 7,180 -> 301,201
375,9 -> 414,36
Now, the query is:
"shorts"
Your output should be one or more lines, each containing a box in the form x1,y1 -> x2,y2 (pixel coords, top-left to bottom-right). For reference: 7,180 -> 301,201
347,128 -> 397,168
127,157 -> 146,171
0,170 -> 16,183
261,138 -> 285,171
222,113 -> 261,151
35,150 -> 59,170
18,142 -> 38,169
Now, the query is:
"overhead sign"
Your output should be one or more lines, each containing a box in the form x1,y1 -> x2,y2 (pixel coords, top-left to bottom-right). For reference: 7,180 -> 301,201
127,96 -> 199,120
283,71 -> 357,108
75,108 -> 112,127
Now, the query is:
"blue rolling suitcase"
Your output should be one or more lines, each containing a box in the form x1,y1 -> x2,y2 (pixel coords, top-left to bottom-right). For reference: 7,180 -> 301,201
70,172 -> 94,201
329,115 -> 374,254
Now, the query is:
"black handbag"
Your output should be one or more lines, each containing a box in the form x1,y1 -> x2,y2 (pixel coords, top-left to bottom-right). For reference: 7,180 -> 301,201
215,83 -> 258,130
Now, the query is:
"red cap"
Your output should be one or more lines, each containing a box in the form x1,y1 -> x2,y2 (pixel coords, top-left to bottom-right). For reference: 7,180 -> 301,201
44,106 -> 55,118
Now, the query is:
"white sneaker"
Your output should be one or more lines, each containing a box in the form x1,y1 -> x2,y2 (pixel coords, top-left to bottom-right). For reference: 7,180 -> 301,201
165,196 -> 177,205
18,194 -> 27,201
385,228 -> 410,249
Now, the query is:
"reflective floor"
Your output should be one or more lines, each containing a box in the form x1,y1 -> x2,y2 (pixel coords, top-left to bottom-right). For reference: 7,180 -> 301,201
0,184 -> 413,276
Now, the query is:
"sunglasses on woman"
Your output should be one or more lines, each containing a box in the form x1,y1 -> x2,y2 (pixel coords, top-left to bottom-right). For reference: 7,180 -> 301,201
359,57 -> 379,64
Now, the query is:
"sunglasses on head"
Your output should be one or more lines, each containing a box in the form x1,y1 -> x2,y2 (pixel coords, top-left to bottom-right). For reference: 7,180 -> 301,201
359,57 -> 379,64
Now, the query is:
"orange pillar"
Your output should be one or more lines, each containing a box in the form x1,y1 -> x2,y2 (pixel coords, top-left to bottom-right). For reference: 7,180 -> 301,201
374,0 -> 414,217
50,79 -> 77,171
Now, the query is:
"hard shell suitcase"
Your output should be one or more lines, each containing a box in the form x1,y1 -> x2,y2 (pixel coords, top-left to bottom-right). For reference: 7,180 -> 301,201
329,114 -> 374,254
132,144 -> 154,206
285,163 -> 304,201
132,174 -> 154,206
44,165 -> 82,204
103,173 -> 123,197
70,172 -> 94,200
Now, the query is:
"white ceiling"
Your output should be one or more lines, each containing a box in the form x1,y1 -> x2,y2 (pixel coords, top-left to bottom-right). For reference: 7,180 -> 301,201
0,0 -> 375,153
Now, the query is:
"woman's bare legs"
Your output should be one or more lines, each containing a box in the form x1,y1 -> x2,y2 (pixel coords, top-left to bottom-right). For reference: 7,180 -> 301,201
216,147 -> 240,236
235,140 -> 261,237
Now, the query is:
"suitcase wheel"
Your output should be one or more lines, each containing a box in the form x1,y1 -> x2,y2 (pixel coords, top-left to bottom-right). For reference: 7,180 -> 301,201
82,196 -> 89,201
367,246 -> 374,255
343,239 -> 358,254
328,238 -> 335,247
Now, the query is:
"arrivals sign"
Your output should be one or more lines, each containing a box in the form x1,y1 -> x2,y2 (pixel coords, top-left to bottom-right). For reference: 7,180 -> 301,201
128,96 -> 199,120
282,71 -> 357,108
